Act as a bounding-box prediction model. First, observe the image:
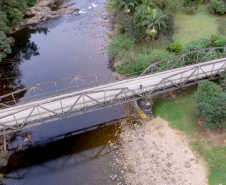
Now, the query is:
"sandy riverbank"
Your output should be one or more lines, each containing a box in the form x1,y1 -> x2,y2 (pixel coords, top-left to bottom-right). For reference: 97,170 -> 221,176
112,114 -> 208,184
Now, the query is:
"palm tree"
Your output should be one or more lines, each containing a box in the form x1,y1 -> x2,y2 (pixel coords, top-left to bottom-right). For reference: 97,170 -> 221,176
142,9 -> 167,52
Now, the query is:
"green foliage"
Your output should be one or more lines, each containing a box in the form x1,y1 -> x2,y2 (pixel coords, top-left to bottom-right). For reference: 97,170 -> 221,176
108,34 -> 135,58
169,41 -> 183,53
213,38 -> 226,47
0,0 -> 37,61
141,0 -> 181,13
0,31 -> 13,61
183,37 -> 209,52
159,14 -> 174,41
142,9 -> 167,31
182,0 -> 203,13
0,11 -> 10,33
7,8 -> 24,27
219,70 -> 226,91
111,0 -> 139,13
193,81 -> 226,129
194,92 -> 226,129
193,81 -> 223,103
208,0 -> 226,14
27,0 -> 37,7
116,49 -> 174,75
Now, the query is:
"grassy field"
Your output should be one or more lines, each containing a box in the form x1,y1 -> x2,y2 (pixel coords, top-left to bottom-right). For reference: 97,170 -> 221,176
173,4 -> 226,46
153,87 -> 226,185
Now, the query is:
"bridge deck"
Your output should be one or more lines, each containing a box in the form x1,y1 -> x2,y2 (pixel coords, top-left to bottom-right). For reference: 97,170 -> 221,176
0,58 -> 225,133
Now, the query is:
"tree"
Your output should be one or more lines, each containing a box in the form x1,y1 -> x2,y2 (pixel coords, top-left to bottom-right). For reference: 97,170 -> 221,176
194,81 -> 226,129
194,92 -> 226,129
142,9 -> 167,52
193,81 -> 223,103
0,31 -> 13,61
0,11 -> 10,33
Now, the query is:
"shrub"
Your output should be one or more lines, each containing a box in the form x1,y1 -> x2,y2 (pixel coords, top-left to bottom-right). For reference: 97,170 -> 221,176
183,38 -> 210,52
169,41 -> 183,53
194,92 -> 226,129
219,69 -> 226,91
213,38 -> 226,47
194,81 -> 226,129
182,0 -> 196,14
116,49 -> 174,75
108,34 -> 135,59
208,0 -> 226,15
193,81 -> 223,103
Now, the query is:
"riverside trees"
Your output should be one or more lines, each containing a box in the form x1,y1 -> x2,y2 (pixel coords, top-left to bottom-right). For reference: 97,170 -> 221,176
0,0 -> 37,62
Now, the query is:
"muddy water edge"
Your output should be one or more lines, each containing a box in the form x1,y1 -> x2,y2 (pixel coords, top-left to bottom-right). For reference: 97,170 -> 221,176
0,0 -> 134,184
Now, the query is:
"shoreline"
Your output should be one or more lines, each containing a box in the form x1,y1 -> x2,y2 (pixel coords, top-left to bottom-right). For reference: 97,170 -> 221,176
14,0 -> 79,32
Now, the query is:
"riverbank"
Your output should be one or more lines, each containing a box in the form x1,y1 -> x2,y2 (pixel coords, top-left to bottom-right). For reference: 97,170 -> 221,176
16,0 -> 79,31
111,115 -> 208,184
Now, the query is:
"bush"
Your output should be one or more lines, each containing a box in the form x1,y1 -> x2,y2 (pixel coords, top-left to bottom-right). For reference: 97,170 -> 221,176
193,81 -> 223,103
213,38 -> 226,47
169,41 -> 183,53
194,92 -> 226,129
108,34 -> 135,59
208,0 -> 226,15
183,38 -> 210,52
219,70 -> 226,91
194,81 -> 226,129
116,49 -> 174,75
182,0 -> 196,14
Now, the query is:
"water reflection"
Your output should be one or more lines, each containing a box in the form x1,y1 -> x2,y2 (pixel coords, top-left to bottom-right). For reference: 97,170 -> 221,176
0,122 -> 121,184
9,28 -> 49,60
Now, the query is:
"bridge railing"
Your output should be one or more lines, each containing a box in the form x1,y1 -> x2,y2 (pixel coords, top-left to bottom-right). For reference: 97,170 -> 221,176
140,47 -> 226,76
0,73 -> 118,109
1,47 -> 226,109
0,59 -> 225,135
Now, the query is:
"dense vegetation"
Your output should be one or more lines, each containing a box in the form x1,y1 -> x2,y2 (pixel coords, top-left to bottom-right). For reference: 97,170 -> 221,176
0,0 -> 37,61
107,0 -> 226,76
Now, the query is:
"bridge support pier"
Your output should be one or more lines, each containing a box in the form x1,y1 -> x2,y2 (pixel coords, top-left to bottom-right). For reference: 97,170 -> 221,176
133,97 -> 153,119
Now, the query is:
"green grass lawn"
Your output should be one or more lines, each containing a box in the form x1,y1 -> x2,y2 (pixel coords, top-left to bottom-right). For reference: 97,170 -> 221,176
173,4 -> 226,46
153,87 -> 226,185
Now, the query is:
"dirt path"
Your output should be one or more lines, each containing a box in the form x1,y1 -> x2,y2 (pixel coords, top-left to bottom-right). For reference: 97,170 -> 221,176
116,117 -> 208,185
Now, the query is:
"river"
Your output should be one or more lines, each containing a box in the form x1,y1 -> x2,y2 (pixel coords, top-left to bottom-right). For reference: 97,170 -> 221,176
0,0 -> 126,184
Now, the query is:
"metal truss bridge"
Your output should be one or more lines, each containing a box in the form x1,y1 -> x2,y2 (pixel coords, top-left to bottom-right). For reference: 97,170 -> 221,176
0,47 -> 226,136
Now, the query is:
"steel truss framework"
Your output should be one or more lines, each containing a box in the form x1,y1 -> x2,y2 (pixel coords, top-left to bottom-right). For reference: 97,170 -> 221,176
0,59 -> 225,136
140,46 -> 226,76
1,47 -> 226,109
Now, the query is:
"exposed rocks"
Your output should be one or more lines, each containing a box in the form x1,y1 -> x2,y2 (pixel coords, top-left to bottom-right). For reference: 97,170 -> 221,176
110,114 -> 208,185
15,0 -> 79,31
